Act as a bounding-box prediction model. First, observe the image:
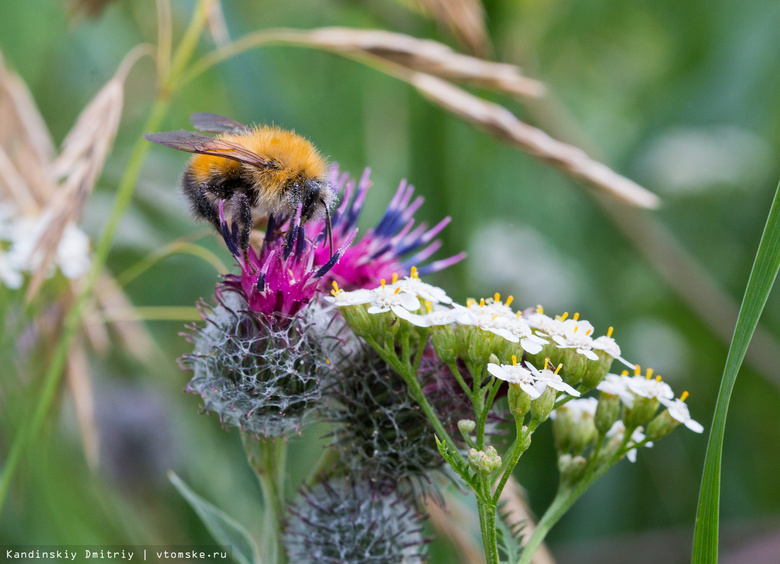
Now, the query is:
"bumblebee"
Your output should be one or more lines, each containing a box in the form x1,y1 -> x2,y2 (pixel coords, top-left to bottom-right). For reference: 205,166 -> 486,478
144,113 -> 335,253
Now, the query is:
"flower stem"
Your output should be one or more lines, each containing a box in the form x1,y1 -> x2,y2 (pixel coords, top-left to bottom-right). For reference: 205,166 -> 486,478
518,456 -> 616,564
245,435 -> 288,564
477,498 -> 500,564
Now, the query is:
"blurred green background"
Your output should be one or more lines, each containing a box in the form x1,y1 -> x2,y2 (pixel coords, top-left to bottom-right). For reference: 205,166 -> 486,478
2,0 -> 780,562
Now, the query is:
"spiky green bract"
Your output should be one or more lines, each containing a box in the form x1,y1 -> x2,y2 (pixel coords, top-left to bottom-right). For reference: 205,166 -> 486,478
180,290 -> 331,436
283,479 -> 428,564
324,343 -> 469,493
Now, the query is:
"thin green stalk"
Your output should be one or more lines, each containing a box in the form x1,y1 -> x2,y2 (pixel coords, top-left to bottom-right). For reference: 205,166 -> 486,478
446,360 -> 473,399
0,0 -> 211,514
519,442 -> 636,564
477,498 -> 499,564
492,424 -> 528,505
115,239 -> 227,288
248,437 -> 288,564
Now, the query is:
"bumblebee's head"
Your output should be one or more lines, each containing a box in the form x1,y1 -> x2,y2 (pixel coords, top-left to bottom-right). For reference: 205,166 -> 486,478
300,178 -> 333,222
300,178 -> 336,257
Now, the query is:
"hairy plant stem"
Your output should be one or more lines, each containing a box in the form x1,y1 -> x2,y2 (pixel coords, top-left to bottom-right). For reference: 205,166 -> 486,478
244,435 -> 288,564
477,497 -> 499,564
0,0 -> 211,514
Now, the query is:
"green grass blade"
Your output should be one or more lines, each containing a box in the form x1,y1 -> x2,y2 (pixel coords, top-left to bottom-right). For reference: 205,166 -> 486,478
692,180 -> 780,563
168,472 -> 261,564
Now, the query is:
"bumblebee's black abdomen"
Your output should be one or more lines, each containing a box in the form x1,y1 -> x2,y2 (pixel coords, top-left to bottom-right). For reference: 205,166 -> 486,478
182,166 -> 251,227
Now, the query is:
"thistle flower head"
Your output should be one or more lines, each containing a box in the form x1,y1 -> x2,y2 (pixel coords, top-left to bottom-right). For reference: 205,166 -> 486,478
308,166 -> 465,291
284,479 -> 428,563
217,200 -> 355,322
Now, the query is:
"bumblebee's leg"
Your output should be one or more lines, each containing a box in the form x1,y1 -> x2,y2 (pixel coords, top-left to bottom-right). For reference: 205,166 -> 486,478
229,192 -> 254,253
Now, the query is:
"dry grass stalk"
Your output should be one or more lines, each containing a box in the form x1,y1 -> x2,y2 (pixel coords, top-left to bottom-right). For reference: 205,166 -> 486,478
295,27 -> 544,98
0,52 -> 56,210
66,338 -> 99,469
415,0 -> 490,57
408,71 -> 660,209
94,273 -> 154,360
26,45 -> 149,299
207,0 -> 230,47
0,46 -> 156,466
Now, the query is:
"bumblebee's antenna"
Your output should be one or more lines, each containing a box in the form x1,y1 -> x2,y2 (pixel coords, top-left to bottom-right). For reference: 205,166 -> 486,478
324,205 -> 334,258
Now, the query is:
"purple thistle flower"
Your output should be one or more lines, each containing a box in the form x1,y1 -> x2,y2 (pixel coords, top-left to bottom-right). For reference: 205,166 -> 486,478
217,200 -> 356,322
307,166 -> 466,291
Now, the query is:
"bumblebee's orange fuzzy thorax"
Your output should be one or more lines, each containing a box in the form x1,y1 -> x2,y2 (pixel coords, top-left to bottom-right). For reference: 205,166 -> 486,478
189,125 -> 328,189
189,152 -> 242,181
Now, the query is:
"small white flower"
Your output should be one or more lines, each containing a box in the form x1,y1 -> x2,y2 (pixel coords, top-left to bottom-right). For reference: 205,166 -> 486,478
366,283 -> 425,325
592,334 -> 634,369
502,316 -> 548,355
525,311 -> 561,337
327,287 -> 374,307
660,396 -> 704,433
487,362 -> 541,399
56,223 -> 91,279
551,318 -> 599,361
457,304 -> 518,342
0,249 -> 23,289
607,421 -> 653,462
597,373 -> 636,408
392,276 -> 452,304
0,208 -> 92,284
525,361 -> 580,397
551,397 -> 598,421
627,374 -> 674,401
423,304 -> 465,326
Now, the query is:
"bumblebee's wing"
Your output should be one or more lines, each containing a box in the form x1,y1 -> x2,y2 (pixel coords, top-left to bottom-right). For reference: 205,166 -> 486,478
143,130 -> 270,168
190,113 -> 247,133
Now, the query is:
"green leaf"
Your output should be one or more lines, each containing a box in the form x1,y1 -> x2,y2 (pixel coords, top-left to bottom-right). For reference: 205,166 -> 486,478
168,471 -> 261,564
496,502 -> 525,564
692,180 -> 780,563
435,435 -> 473,485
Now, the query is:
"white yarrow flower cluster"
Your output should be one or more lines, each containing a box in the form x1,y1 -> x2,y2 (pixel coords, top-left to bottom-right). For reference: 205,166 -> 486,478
488,359 -> 581,400
525,309 -> 633,368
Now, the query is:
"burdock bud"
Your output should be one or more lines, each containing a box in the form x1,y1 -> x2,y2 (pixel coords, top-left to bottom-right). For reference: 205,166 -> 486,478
284,479 -> 428,563
595,391 -> 621,435
180,291 -> 329,436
